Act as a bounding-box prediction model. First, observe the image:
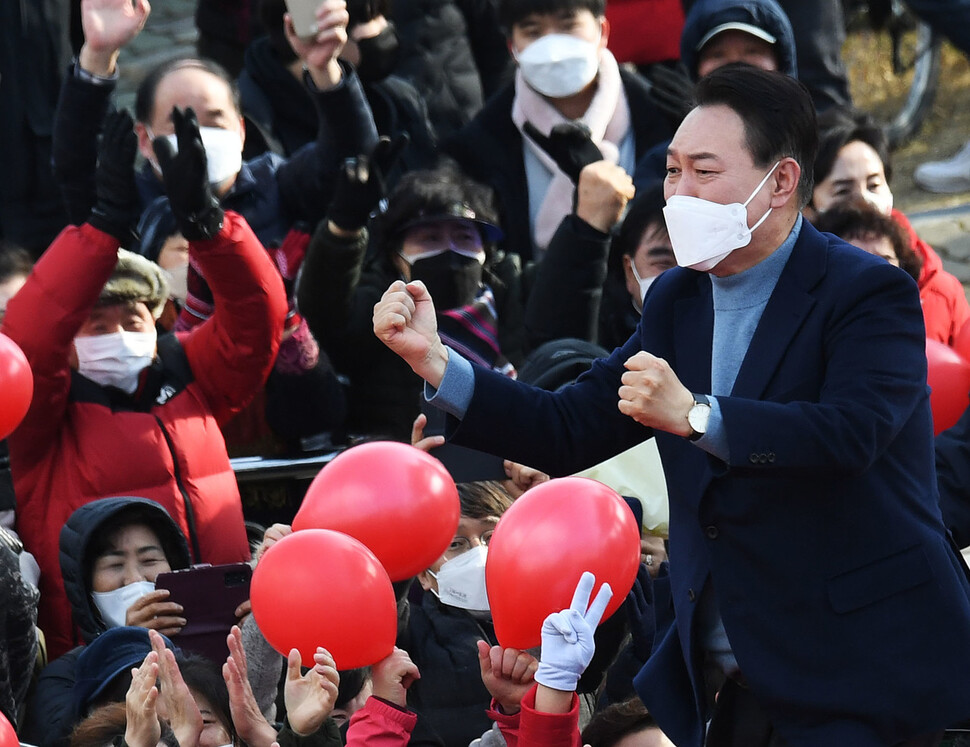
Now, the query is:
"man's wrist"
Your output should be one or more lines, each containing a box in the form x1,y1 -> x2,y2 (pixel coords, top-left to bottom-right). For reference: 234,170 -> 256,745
417,340 -> 449,390
304,59 -> 343,91
78,45 -> 120,77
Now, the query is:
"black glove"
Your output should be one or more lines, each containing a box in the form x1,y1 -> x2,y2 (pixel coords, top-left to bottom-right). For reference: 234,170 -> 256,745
152,107 -> 225,241
645,62 -> 695,126
624,562 -> 657,662
523,120 -> 604,184
327,134 -> 409,232
88,109 -> 140,245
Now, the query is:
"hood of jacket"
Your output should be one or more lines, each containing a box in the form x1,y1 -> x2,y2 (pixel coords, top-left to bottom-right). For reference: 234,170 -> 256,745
680,0 -> 797,80
59,496 -> 192,645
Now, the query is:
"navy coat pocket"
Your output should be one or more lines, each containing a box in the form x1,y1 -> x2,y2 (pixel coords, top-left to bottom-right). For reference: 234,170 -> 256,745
827,544 -> 932,614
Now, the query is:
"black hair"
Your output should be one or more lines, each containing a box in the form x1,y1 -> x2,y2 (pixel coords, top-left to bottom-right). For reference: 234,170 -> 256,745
693,64 -> 818,207
456,481 -> 514,519
83,504 -> 191,591
811,200 -> 920,281
813,107 -> 893,189
135,57 -> 241,125
259,0 -> 299,64
0,243 -> 33,284
580,697 -> 662,746
177,653 -> 238,745
611,183 -> 667,267
498,0 -> 605,34
372,165 -> 499,265
335,667 -> 371,708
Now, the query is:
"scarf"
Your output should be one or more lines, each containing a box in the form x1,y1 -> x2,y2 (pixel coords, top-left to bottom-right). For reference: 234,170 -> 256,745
512,47 -> 630,253
438,286 -> 516,377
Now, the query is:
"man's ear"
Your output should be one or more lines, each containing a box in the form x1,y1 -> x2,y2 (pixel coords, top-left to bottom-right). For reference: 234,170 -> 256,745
238,115 -> 246,151
769,157 -> 801,208
416,569 -> 435,591
598,16 -> 610,49
135,121 -> 156,166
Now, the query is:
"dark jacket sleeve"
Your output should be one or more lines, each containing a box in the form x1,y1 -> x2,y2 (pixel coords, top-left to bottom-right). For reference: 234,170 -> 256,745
276,64 -> 379,226
936,402 -> 970,547
276,718 -> 342,747
524,214 -> 612,350
51,65 -> 115,224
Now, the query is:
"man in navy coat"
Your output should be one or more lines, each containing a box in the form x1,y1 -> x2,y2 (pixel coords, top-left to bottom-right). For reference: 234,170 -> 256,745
374,66 -> 970,747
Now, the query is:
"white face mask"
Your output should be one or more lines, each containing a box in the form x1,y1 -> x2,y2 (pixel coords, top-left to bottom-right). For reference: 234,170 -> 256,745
516,33 -> 600,98
74,330 -> 158,394
663,161 -> 780,272
163,262 -> 189,306
429,545 -> 490,612
91,580 -> 156,628
629,260 -> 656,312
861,188 -> 894,216
151,126 -> 243,187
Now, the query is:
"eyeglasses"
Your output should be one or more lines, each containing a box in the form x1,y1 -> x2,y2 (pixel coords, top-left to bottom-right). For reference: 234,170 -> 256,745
444,531 -> 495,559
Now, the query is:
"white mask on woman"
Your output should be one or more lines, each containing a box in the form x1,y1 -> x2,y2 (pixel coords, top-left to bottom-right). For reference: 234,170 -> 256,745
91,580 -> 156,628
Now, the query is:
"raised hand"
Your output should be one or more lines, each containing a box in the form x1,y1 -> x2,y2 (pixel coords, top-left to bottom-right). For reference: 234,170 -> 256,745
618,351 -> 694,436
79,0 -> 151,75
151,629 -> 203,747
373,280 -> 449,387
575,161 -> 635,234
284,0 -> 349,89
88,109 -> 139,245
125,588 -> 186,637
523,121 -> 604,184
477,640 -> 538,714
125,651 -> 161,747
411,413 -> 445,452
534,572 -> 613,693
152,107 -> 225,241
370,647 -> 420,708
224,626 -> 278,747
283,647 -> 340,736
502,460 -> 550,499
328,135 -> 410,232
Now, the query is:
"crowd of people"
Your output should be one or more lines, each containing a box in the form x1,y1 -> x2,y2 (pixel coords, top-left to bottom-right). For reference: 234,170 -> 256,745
2,0 -> 970,745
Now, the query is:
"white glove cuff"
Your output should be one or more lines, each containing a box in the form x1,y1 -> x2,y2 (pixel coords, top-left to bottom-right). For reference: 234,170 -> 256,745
534,661 -> 580,692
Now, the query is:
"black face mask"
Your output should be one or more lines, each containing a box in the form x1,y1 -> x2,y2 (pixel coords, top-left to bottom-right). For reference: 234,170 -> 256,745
409,252 -> 483,311
355,23 -> 401,84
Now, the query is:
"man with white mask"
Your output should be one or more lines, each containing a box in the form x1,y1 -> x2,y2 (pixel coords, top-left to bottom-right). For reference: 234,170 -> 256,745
375,66 -> 970,746
2,107 -> 287,661
442,0 -> 672,262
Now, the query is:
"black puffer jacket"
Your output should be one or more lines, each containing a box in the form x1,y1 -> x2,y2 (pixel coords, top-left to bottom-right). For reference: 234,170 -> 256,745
390,0 -> 511,137
58,496 -> 191,646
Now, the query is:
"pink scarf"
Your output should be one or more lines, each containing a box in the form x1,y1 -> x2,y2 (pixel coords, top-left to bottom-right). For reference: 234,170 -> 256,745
512,47 -> 631,253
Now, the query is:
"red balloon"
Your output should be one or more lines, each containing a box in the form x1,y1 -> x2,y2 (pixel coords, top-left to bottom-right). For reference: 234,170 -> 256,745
293,441 -> 460,581
0,333 -> 32,440
486,477 -> 641,650
953,318 -> 970,363
251,529 -> 397,669
926,339 -> 970,435
0,710 -> 16,747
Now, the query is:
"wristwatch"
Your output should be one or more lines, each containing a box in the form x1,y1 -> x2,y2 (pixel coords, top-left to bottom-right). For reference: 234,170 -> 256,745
687,393 -> 711,442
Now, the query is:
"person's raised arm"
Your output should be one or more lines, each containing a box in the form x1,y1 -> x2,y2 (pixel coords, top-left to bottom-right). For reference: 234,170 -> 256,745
78,0 -> 151,76
153,106 -> 288,422
344,647 -> 418,746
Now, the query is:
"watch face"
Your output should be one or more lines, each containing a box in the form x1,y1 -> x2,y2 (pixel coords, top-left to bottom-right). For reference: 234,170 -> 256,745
688,403 -> 710,433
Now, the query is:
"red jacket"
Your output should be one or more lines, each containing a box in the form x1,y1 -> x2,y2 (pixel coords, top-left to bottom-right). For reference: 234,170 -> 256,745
894,209 -> 970,346
345,697 -> 417,745
2,213 -> 287,658
489,686 -> 582,747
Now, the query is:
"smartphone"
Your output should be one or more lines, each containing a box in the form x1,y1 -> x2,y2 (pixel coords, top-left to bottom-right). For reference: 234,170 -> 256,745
154,562 -> 252,663
284,0 -> 320,39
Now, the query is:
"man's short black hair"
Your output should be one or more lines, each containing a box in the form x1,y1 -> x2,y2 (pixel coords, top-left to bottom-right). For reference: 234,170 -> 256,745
814,107 -> 893,188
693,63 -> 818,207
135,57 -> 241,124
498,0 -> 605,34
457,481 -> 514,519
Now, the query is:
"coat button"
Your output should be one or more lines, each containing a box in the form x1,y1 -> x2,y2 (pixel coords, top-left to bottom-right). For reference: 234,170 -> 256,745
749,453 -> 759,463
687,588 -> 696,602
705,525 -> 719,539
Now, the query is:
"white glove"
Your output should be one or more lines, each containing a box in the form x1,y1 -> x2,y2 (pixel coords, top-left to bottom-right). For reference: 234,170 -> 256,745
534,571 -> 613,692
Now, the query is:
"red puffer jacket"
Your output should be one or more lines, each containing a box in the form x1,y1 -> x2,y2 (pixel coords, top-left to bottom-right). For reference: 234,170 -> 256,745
894,209 -> 970,346
2,212 -> 287,658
